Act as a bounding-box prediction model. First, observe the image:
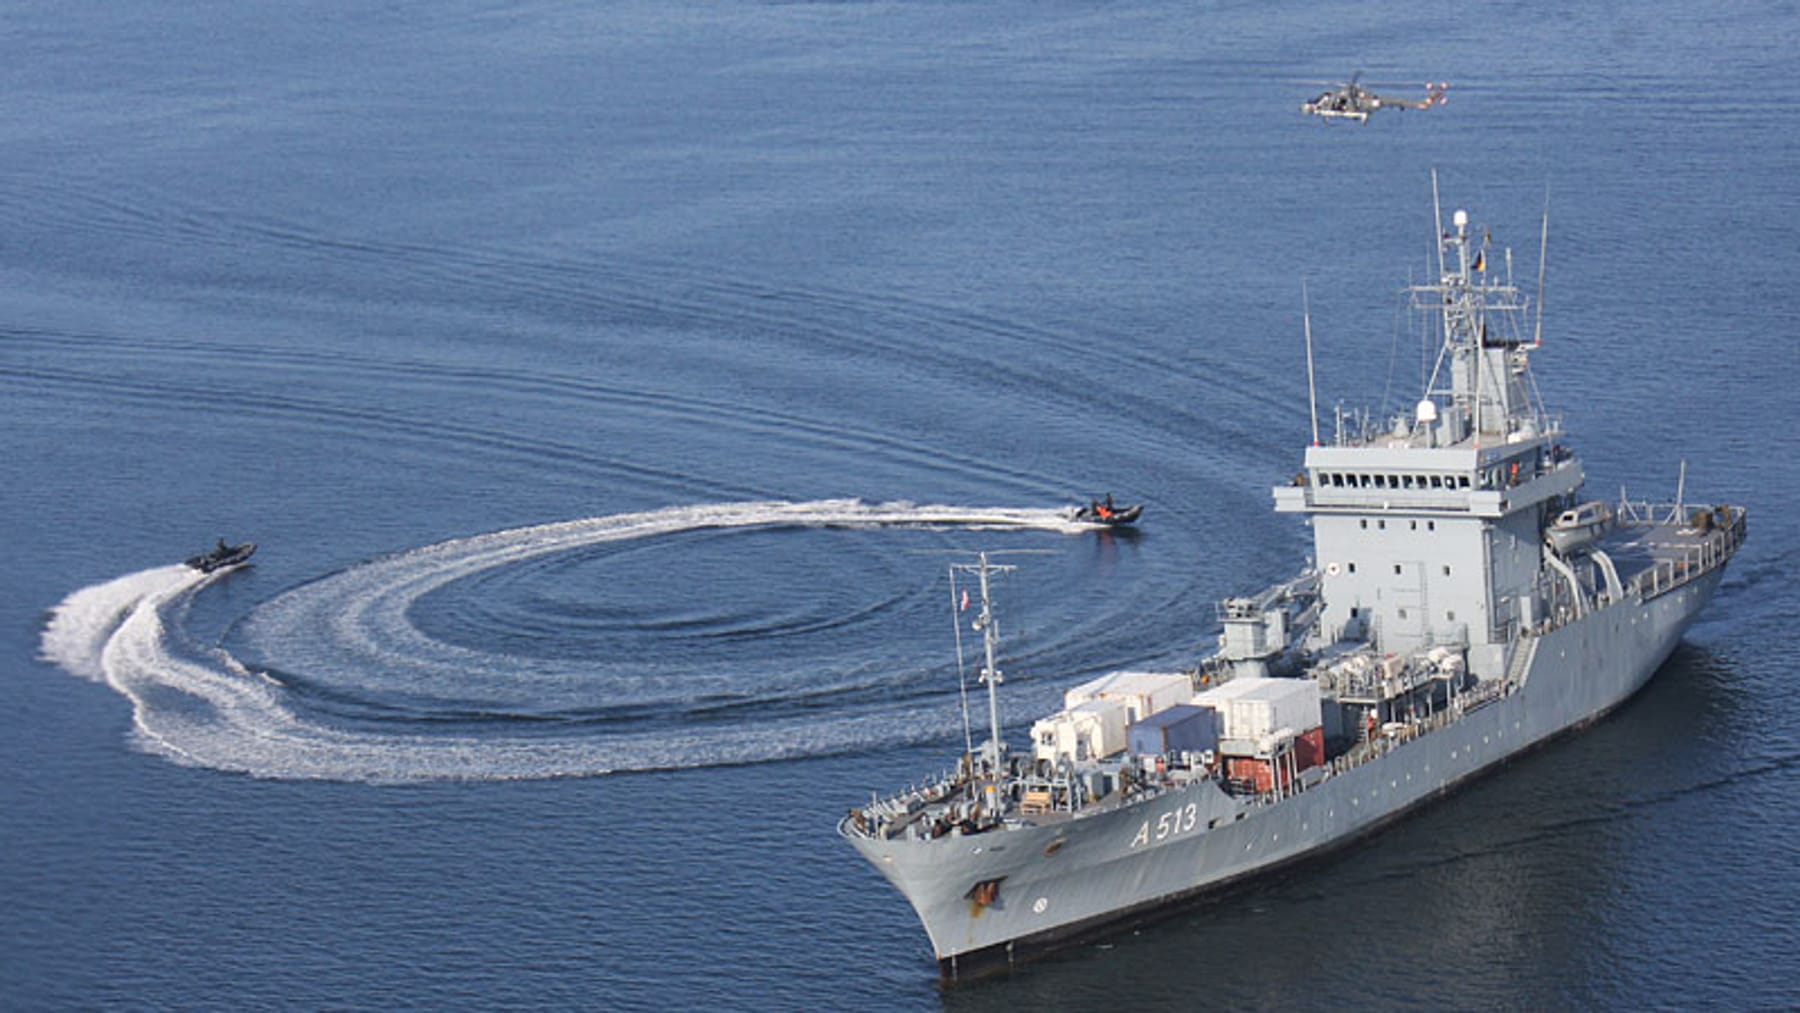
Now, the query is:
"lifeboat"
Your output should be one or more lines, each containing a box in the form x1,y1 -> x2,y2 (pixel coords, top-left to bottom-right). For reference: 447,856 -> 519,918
1546,502 -> 1611,555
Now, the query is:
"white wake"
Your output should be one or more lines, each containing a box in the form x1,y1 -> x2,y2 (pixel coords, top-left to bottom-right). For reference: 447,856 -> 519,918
39,499 -> 1086,781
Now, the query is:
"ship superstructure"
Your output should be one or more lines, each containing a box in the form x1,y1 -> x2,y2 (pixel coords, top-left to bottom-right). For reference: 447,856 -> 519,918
840,195 -> 1746,978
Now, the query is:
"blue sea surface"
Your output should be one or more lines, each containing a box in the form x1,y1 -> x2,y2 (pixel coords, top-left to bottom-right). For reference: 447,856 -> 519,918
3,1 -> 1796,1008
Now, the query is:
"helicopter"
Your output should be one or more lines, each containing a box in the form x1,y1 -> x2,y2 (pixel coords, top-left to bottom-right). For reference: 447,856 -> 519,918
1300,74 -> 1448,124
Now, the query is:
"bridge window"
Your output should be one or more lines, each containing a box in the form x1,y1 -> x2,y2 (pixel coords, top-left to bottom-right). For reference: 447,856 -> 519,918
1394,564 -> 1403,575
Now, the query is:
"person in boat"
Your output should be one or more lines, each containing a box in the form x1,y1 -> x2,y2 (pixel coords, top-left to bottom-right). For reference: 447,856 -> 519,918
1096,493 -> 1114,521
216,537 -> 230,555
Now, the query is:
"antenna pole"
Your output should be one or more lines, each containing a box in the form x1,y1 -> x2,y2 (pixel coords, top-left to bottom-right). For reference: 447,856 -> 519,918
1431,169 -> 1446,279
977,553 -> 1003,767
1457,207 -> 1481,444
1303,280 -> 1321,446
1533,190 -> 1550,347
948,567 -> 974,762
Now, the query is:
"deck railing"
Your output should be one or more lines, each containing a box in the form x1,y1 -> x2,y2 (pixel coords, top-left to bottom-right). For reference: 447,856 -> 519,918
1620,505 -> 1747,602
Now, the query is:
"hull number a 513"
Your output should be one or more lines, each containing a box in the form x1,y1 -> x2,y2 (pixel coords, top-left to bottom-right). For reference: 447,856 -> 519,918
1131,802 -> 1200,848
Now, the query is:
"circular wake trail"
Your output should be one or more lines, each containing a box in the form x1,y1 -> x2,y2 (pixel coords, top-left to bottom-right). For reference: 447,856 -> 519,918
40,500 -> 1085,782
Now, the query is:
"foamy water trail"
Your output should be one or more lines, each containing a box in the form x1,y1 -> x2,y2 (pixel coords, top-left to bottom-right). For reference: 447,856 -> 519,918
40,500 -> 1088,782
39,565 -> 200,681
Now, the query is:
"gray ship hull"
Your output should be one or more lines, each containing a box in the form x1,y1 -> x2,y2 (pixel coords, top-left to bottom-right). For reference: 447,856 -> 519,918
850,569 -> 1722,975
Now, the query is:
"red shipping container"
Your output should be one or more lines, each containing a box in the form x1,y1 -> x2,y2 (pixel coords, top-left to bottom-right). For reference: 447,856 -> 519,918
1227,756 -> 1293,793
1225,728 -> 1323,792
1295,726 -> 1325,771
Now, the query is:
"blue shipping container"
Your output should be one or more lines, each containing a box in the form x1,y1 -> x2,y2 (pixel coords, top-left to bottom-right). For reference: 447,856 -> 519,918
1127,704 -> 1218,756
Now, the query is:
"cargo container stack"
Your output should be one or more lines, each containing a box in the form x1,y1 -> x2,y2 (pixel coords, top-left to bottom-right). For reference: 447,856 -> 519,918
1064,671 -> 1192,723
1125,704 -> 1218,758
1193,677 -> 1325,796
1034,671 -> 1193,765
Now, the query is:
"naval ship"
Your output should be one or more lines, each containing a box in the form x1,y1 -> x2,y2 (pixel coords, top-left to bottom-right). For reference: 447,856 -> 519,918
840,194 -> 1747,978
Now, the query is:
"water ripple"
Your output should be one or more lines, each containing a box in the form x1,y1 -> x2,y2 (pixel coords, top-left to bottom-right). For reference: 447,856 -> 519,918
41,499 -> 1093,782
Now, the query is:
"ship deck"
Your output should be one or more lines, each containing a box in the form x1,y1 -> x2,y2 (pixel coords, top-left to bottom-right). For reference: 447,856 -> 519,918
1600,506 -> 1744,599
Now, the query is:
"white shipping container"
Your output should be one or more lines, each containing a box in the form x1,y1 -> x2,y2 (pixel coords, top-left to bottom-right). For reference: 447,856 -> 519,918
1031,714 -> 1060,763
1063,670 -> 1192,723
1062,672 -> 1115,711
1032,698 -> 1132,764
1222,679 -> 1322,741
1190,677 -> 1265,709
1188,678 -> 1262,751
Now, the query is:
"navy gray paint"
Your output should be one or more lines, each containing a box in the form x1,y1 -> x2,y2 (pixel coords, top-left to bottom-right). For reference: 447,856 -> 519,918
841,196 -> 1746,976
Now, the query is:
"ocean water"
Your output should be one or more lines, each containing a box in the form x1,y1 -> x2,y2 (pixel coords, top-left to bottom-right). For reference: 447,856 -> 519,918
3,1 -> 1796,1008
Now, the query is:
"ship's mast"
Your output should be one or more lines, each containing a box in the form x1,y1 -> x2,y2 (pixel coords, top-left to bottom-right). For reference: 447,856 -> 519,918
1410,191 -> 1542,446
951,553 -> 1015,770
